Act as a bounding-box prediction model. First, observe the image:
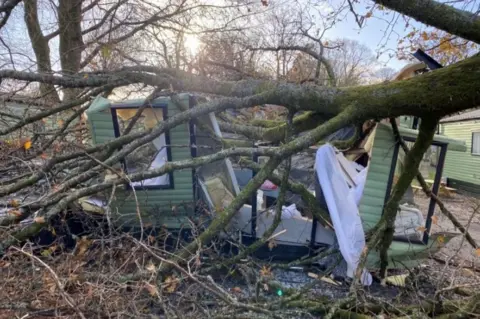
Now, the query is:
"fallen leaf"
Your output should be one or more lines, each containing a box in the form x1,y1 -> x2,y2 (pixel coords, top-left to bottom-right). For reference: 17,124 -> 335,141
8,199 -> 19,207
260,265 -> 272,278
164,275 -> 178,293
43,273 -> 56,294
40,153 -> 48,159
57,119 -> 64,126
267,239 -> 277,251
23,140 -> 32,150
230,287 -> 242,293
385,274 -> 408,287
146,262 -> 156,273
144,283 -> 158,296
365,11 -> 372,18
0,261 -> 11,268
40,249 -> 51,257
75,236 -> 92,258
421,31 -> 429,41
462,268 -> 475,277
475,248 -> 480,257
147,235 -> 155,244
416,226 -> 427,232
34,216 -> 46,224
437,235 -> 445,244
431,215 -> 439,225
8,209 -> 22,216
49,226 -> 56,236
85,285 -> 94,298
194,255 -> 201,268
101,45 -> 112,59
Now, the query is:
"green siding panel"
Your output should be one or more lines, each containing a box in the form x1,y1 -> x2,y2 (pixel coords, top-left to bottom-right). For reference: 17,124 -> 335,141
360,121 -> 467,233
86,95 -> 195,228
442,120 -> 480,186
359,124 -> 396,231
366,236 -> 456,269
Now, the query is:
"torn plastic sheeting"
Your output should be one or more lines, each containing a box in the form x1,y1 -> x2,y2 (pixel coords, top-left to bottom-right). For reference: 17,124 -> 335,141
315,144 -> 372,286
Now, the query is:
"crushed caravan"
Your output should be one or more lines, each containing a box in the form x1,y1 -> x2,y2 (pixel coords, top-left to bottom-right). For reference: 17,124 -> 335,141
72,92 -> 466,286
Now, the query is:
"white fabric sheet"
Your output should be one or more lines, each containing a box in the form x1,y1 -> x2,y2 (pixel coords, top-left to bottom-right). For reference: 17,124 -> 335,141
280,204 -> 303,220
315,144 -> 372,286
131,134 -> 169,187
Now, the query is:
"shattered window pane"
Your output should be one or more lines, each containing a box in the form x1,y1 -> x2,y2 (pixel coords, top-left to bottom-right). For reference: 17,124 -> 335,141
115,108 -> 170,187
391,142 -> 442,241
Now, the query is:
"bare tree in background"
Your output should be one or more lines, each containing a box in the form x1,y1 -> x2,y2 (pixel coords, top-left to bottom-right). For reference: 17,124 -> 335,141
0,0 -> 479,318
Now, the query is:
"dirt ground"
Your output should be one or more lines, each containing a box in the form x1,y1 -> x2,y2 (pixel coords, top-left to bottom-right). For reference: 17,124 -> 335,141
414,190 -> 480,264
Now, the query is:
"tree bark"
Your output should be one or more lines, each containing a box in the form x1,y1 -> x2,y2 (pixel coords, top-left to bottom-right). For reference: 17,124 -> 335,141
23,0 -> 60,103
374,0 -> 480,44
2,51 -> 480,121
58,0 -> 84,102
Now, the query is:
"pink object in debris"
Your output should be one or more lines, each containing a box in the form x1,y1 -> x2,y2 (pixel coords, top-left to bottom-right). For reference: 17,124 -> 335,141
260,180 -> 277,190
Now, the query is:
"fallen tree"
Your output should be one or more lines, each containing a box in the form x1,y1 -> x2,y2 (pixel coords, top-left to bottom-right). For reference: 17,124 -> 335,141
0,0 -> 479,317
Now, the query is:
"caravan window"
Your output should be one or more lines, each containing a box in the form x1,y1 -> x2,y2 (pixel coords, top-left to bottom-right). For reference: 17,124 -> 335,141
389,137 -> 447,244
111,106 -> 173,189
472,132 -> 480,155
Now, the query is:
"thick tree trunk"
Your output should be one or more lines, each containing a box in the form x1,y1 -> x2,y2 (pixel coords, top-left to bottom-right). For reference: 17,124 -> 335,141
23,0 -> 60,103
58,0 -> 84,102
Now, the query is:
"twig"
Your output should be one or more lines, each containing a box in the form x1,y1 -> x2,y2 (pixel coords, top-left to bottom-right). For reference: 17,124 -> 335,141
134,238 -> 282,318
82,151 -> 144,240
11,246 -> 87,319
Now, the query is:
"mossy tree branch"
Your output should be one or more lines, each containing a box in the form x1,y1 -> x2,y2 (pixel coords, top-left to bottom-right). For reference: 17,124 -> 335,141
222,112 -> 295,264
218,111 -> 325,143
3,51 -> 480,122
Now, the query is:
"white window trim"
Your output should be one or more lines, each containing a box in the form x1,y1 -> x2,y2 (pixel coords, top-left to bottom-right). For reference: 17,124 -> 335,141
472,132 -> 480,156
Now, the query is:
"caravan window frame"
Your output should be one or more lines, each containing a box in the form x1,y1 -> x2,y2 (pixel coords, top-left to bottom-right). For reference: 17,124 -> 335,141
384,137 -> 448,245
110,103 -> 175,190
471,132 -> 480,156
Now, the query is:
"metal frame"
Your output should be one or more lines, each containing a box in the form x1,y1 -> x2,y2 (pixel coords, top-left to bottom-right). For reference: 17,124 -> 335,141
110,98 -> 197,192
188,95 -> 199,200
111,103 -> 174,190
251,151 -> 258,237
411,49 -> 443,131
413,49 -> 443,70
471,131 -> 480,156
385,136 -> 448,244
250,154 -> 319,255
